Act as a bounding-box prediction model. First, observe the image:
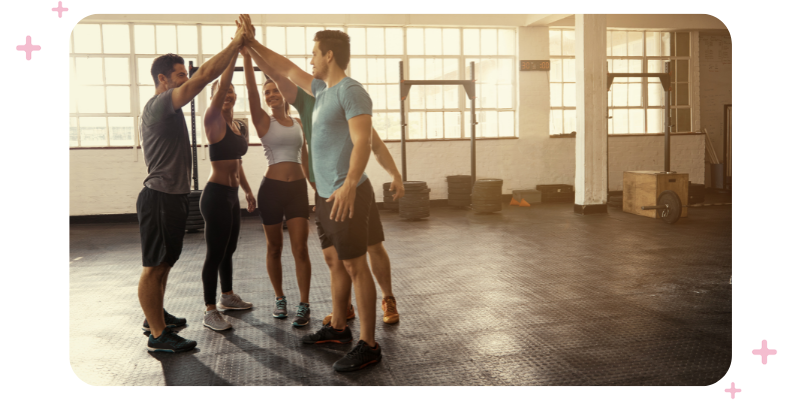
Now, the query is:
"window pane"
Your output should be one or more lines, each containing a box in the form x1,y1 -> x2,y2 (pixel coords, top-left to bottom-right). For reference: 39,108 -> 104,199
563,109 -> 576,135
106,86 -> 131,113
677,83 -> 689,106
426,86 -> 443,109
677,60 -> 689,82
387,85 -> 400,110
563,83 -> 575,107
386,58 -> 402,83
549,30 -> 561,56
611,83 -> 627,107
563,59 -> 575,82
286,27 -> 305,55
102,25 -> 130,54
372,113 -> 388,140
562,30 -> 575,56
627,31 -> 643,56
677,108 -> 691,132
74,24 -> 102,53
550,83 -> 562,107
425,58 -> 442,80
350,58 -> 367,83
289,57 -> 310,74
648,83 -> 665,106
408,112 -> 424,139
647,59 -> 665,83
443,58 -> 459,80
443,29 -> 460,55
464,29 -> 480,55
611,31 -> 627,56
444,84 -> 458,109
480,84 -> 496,108
425,28 -> 442,55
139,86 -> 154,114
366,28 -> 384,55
427,112 -> 443,139
134,25 -> 156,54
407,28 -> 423,55
498,84 -> 512,109
368,58 -> 386,83
645,32 -> 659,57
78,86 -> 106,113
466,111 -> 481,137
108,117 -> 134,146
466,58 -> 480,80
480,29 -> 497,56
676,32 -> 690,57
444,112 -> 461,138
497,29 -> 514,56
409,86 -> 424,109
647,108 -> 664,133
611,59 -> 628,83
498,59 -> 512,84
386,28 -> 403,55
550,59 -> 563,82
70,117 -> 79,146
76,58 -> 103,85
387,113 -> 401,140
371,85 -> 387,110
266,27 -> 286,55
409,58 -> 424,80
629,109 -> 644,134
628,83 -> 642,107
156,25 -> 177,54
661,32 -> 671,57
550,110 -> 562,135
611,109 -> 628,134
347,28 -> 366,55
104,58 -> 129,84
305,28 -> 317,55
177,26 -> 198,55
482,111 -> 498,137
201,26 -> 221,54
137,57 -> 154,85
79,117 -> 107,146
499,111 -> 514,137
472,84 -> 481,108
70,60 -> 77,113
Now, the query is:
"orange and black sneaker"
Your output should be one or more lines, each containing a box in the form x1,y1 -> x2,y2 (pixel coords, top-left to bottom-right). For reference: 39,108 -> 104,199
382,297 -> 400,324
333,340 -> 382,372
301,324 -> 353,344
321,304 -> 356,326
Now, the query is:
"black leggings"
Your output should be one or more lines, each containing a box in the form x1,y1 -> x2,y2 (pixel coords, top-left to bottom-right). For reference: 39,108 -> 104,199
200,182 -> 241,305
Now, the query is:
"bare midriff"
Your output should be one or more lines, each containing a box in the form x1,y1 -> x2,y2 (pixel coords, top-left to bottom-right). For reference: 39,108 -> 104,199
208,159 -> 242,188
265,161 -> 304,182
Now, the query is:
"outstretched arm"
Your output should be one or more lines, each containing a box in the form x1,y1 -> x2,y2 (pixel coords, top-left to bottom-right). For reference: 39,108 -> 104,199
203,54 -> 237,144
241,48 -> 271,138
246,45 -> 300,104
370,128 -> 404,200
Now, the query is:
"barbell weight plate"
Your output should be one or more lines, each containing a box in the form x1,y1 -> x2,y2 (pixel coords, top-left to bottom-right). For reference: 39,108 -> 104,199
657,190 -> 682,224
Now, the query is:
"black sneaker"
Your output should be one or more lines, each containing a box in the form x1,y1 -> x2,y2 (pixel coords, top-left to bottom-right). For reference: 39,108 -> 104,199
146,329 -> 197,353
301,324 -> 353,344
333,340 -> 382,372
142,309 -> 187,332
293,302 -> 311,327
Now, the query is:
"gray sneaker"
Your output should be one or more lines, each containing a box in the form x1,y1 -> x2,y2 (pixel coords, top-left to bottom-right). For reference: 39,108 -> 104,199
293,302 -> 311,327
217,293 -> 253,310
203,310 -> 232,331
273,296 -> 288,319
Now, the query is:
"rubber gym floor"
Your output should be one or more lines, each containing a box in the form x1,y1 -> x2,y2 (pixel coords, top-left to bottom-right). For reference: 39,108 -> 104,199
69,194 -> 732,386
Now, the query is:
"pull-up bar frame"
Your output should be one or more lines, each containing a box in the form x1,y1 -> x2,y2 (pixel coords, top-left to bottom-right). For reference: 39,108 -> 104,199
399,61 -> 478,184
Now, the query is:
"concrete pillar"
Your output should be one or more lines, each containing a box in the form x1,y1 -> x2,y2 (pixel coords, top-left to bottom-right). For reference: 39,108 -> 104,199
574,14 -> 608,215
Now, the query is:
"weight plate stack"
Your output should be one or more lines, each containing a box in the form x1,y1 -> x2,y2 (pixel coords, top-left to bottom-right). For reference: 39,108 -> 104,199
382,182 -> 399,211
186,190 -> 204,232
471,179 -> 503,213
447,175 -> 473,207
400,181 -> 430,219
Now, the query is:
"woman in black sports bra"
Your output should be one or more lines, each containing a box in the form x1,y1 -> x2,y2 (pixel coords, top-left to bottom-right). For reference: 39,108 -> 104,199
199,53 -> 256,332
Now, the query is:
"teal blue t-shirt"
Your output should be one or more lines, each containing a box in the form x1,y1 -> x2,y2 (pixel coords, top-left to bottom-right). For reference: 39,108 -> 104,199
310,77 -> 372,198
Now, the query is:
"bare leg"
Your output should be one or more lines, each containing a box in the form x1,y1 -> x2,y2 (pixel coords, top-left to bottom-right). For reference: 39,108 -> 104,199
287,218 -> 311,303
367,242 -> 393,298
139,263 -> 170,338
323,246 -> 352,330
263,223 -> 285,298
343,254 -> 376,346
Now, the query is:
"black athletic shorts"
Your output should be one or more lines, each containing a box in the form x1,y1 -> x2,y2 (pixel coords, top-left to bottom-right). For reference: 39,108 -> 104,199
315,178 -> 385,260
257,177 -> 310,225
136,186 -> 189,267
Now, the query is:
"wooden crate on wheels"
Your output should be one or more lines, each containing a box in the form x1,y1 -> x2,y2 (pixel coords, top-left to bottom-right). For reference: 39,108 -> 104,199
623,171 -> 689,219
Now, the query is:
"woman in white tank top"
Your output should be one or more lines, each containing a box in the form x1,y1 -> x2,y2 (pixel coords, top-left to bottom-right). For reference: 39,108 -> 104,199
242,47 -> 313,327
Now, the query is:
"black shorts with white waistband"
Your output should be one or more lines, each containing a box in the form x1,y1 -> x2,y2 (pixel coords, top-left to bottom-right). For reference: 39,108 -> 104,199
257,177 -> 310,226
315,178 -> 385,261
136,186 -> 189,267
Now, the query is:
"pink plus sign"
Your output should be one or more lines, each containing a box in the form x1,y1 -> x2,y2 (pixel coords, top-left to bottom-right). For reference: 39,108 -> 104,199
16,36 -> 41,61
52,2 -> 68,18
725,382 -> 741,399
752,339 -> 777,364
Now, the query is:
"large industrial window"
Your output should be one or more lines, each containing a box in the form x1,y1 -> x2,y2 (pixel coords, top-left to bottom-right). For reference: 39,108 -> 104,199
549,29 -> 693,135
70,23 -> 518,148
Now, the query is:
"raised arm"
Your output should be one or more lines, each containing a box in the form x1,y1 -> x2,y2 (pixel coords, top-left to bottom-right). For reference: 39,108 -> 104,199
297,119 -> 315,190
245,45 -> 300,105
203,54 -> 237,144
171,16 -> 251,110
241,48 -> 270,138
370,128 -> 404,200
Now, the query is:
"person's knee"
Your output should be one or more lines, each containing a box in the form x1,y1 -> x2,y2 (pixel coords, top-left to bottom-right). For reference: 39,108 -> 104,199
291,242 -> 309,259
342,257 -> 369,279
267,242 -> 283,259
322,247 -> 337,267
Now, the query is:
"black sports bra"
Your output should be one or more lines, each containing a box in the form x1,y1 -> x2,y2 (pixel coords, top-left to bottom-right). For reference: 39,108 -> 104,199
209,120 -> 248,161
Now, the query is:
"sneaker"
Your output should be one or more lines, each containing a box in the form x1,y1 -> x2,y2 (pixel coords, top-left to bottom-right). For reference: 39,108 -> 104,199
217,293 -> 253,310
142,309 -> 187,332
273,296 -> 288,319
301,324 -> 353,344
147,329 -> 197,353
382,297 -> 400,324
203,309 -> 232,331
293,302 -> 311,327
322,304 -> 356,326
333,340 -> 382,372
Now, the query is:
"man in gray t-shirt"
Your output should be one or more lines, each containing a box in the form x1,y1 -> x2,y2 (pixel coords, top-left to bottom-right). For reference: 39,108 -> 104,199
136,16 -> 256,354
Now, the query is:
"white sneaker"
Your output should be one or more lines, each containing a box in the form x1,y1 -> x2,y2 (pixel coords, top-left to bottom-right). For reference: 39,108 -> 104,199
203,310 -> 232,331
217,293 -> 253,310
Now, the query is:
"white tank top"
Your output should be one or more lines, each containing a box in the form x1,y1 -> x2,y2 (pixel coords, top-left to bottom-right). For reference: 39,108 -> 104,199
260,115 -> 303,166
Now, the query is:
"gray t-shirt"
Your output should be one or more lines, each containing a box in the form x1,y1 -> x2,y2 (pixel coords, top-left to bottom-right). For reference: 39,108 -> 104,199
140,88 -> 192,194
310,77 -> 372,198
